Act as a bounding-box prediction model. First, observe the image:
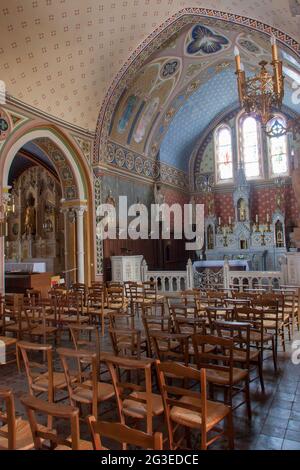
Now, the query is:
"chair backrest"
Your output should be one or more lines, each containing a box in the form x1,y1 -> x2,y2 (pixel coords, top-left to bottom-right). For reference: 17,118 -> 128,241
149,330 -> 189,364
192,334 -> 234,384
69,324 -> 101,360
87,416 -> 163,450
104,354 -> 154,433
0,388 -> 17,449
174,316 -> 206,336
17,341 -> 55,402
143,281 -> 158,300
21,394 -> 81,450
155,360 -> 207,449
169,304 -> 196,320
108,327 -> 142,358
57,347 -> 98,417
214,320 -> 251,369
107,286 -> 125,310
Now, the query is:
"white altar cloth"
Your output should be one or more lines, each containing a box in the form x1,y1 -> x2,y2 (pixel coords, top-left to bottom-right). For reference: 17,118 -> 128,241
5,262 -> 47,273
193,260 -> 250,271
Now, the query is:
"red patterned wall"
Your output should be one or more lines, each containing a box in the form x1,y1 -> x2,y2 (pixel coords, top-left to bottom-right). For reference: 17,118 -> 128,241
194,183 -> 299,226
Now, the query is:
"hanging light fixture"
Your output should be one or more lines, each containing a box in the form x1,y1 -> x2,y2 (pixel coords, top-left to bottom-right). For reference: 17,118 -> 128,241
235,36 -> 300,138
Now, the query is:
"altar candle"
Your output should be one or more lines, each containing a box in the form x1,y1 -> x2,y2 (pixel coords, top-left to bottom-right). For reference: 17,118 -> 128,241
255,214 -> 258,224
218,217 -> 221,225
267,213 -> 270,223
229,216 -> 232,225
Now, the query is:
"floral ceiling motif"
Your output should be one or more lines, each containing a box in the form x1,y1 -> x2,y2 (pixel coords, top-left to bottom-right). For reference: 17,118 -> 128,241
186,24 -> 230,55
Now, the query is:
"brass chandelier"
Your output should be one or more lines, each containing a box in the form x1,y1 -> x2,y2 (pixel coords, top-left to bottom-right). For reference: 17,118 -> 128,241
234,36 -> 300,138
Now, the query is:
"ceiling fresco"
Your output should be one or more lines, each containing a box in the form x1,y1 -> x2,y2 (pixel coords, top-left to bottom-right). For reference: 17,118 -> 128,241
0,1 -> 299,131
108,16 -> 300,172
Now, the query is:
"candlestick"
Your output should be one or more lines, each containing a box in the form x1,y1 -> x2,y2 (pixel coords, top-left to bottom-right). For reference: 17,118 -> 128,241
271,35 -> 278,61
234,46 -> 241,72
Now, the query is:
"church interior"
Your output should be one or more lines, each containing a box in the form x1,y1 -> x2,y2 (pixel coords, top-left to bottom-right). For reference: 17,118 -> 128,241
1,0 -> 300,453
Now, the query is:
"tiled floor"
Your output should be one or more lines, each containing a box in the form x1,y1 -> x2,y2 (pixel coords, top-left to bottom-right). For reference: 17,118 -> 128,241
1,329 -> 300,450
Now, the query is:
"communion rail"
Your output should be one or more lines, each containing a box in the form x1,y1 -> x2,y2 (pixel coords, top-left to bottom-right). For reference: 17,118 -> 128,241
141,259 -> 285,292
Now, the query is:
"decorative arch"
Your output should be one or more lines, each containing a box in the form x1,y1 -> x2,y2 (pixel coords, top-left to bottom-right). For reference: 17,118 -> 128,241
0,120 -> 95,289
1,125 -> 89,201
94,7 -> 300,165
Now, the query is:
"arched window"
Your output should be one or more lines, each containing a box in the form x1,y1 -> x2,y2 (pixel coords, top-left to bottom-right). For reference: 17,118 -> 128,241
240,116 -> 262,179
267,116 -> 289,177
215,125 -> 233,182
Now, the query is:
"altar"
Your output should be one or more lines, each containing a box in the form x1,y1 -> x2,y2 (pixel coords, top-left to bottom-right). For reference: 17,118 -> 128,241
202,167 -> 287,271
5,261 -> 47,273
194,259 -> 250,271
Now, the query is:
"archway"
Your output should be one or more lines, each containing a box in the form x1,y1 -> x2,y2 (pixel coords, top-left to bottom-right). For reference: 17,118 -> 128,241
0,125 -> 94,293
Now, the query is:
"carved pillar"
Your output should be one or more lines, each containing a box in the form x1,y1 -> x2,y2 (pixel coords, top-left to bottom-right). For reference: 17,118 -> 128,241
75,206 -> 87,284
291,148 -> 300,247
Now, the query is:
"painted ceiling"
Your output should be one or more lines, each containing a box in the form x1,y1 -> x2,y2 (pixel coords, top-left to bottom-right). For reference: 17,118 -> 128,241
0,1 -> 300,132
109,17 -> 300,171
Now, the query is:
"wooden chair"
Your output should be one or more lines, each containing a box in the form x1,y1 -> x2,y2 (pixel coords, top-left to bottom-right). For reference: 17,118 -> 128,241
4,295 -> 33,340
17,341 -> 67,403
20,394 -> 92,450
0,388 -> 34,450
104,354 -> 164,434
142,304 -> 171,357
156,361 -> 233,450
150,331 -> 190,365
71,283 -> 88,306
87,417 -> 163,450
125,281 -> 144,317
235,306 -> 277,371
214,320 -> 264,392
255,295 -> 284,351
192,334 -> 251,419
58,348 -> 115,418
109,327 -> 143,359
86,287 -> 114,336
142,281 -> 165,316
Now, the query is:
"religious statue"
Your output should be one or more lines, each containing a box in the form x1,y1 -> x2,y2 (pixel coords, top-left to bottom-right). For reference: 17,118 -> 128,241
24,198 -> 36,236
237,198 -> 247,222
275,220 -> 284,247
105,189 -> 116,207
207,225 -> 214,250
154,183 -> 165,222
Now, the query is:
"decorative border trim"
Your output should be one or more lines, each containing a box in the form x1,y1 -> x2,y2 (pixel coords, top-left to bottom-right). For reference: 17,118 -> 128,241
106,140 -> 188,190
94,8 -> 300,164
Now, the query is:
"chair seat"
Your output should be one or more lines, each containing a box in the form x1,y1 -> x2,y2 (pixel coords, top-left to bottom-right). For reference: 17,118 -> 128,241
33,371 -> 67,392
231,349 -> 260,363
206,367 -> 248,385
31,325 -> 57,336
0,336 -> 17,347
73,381 -> 115,403
264,320 -> 284,329
123,392 -> 164,419
0,418 -> 34,450
170,395 -> 229,430
55,439 -> 93,450
5,322 -> 32,332
247,330 -> 273,343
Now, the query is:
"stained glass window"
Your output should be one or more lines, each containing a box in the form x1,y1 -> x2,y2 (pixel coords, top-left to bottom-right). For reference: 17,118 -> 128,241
268,117 -> 288,176
215,126 -> 233,181
241,116 -> 261,178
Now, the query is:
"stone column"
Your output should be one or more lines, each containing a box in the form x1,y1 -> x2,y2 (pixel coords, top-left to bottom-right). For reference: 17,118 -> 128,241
75,206 -> 87,284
